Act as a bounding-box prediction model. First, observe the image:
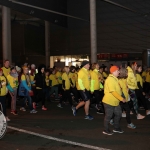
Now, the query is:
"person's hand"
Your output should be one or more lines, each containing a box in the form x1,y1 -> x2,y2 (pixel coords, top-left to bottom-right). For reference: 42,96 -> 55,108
142,92 -> 146,96
122,99 -> 126,103
83,89 -> 85,92
91,92 -> 93,94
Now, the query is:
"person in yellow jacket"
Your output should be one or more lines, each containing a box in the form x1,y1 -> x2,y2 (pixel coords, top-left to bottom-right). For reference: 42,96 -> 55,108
69,66 -> 79,103
127,62 -> 145,119
0,68 -> 10,121
118,68 -> 136,129
49,69 -> 59,101
72,61 -> 93,120
57,66 -> 73,108
90,63 -> 104,114
102,66 -> 126,135
145,67 -> 150,95
102,66 -> 108,79
7,66 -> 19,115
135,65 -> 150,115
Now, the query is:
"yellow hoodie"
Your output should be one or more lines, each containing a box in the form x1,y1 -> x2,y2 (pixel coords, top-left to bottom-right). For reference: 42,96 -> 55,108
127,66 -> 137,90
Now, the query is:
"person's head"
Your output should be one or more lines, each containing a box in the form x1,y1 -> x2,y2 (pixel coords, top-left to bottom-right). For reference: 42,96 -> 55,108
70,66 -> 76,73
92,63 -> 99,70
45,69 -> 50,76
110,66 -> 120,77
131,62 -> 137,71
22,66 -> 29,75
137,65 -> 142,73
4,60 -> 10,68
0,68 -> 3,76
103,66 -> 108,72
31,64 -> 36,70
10,66 -> 17,74
99,66 -> 103,73
82,61 -> 90,70
64,66 -> 70,73
38,64 -> 46,74
119,68 -> 128,79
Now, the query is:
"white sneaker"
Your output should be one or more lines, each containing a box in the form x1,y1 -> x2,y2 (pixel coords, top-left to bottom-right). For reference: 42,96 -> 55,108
146,110 -> 150,115
20,107 -> 26,112
30,109 -> 37,113
137,114 -> 145,119
6,117 -> 10,122
122,113 -> 126,118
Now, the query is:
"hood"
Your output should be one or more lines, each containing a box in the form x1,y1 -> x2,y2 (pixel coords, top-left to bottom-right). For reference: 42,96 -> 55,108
127,66 -> 133,73
38,64 -> 46,74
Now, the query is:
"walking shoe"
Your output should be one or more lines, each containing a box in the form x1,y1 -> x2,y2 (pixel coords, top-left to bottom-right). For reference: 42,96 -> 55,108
127,123 -> 136,129
113,129 -> 124,133
42,106 -> 47,110
122,113 -> 126,117
102,130 -> 113,135
130,111 -> 133,115
109,119 -> 114,125
6,117 -> 10,122
57,103 -> 63,108
11,110 -> 18,115
146,110 -> 150,115
20,107 -> 26,112
137,114 -> 145,119
84,115 -> 93,120
72,107 -> 76,116
33,102 -> 36,109
30,109 -> 37,113
97,110 -> 104,114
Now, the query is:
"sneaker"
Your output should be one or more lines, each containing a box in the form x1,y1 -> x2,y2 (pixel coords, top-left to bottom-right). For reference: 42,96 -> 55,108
130,111 -> 133,115
127,123 -> 136,129
20,107 -> 26,112
113,129 -> 124,133
6,117 -> 10,122
110,119 -> 114,125
84,115 -> 93,120
102,130 -> 113,135
42,106 -> 47,110
137,114 -> 145,119
33,103 -> 36,109
11,110 -> 18,115
30,109 -> 37,113
72,107 -> 76,116
122,113 -> 126,117
57,103 -> 63,108
146,110 -> 150,115
97,110 -> 104,114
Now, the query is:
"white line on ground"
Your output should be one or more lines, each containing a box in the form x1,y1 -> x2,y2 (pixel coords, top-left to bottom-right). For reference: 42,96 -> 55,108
8,126 -> 111,150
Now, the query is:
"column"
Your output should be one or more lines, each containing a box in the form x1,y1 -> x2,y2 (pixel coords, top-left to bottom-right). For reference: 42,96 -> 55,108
45,21 -> 50,67
2,6 -> 12,63
89,0 -> 97,63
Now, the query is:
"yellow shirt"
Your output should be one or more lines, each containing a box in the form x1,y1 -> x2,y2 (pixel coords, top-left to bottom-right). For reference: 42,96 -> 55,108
62,72 -> 71,90
56,71 -> 62,84
102,74 -> 123,106
0,76 -> 7,96
91,69 -> 101,91
69,72 -> 77,87
118,78 -> 129,101
78,68 -> 91,91
7,74 -> 18,88
2,67 -> 10,77
103,72 -> 108,79
146,72 -> 150,83
49,74 -> 59,86
136,73 -> 143,88
45,75 -> 49,86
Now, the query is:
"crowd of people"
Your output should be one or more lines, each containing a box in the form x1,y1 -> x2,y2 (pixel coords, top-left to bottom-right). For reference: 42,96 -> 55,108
0,59 -> 150,136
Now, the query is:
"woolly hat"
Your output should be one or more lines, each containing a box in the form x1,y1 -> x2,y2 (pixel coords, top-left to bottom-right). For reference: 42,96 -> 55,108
110,66 -> 119,73
81,61 -> 89,67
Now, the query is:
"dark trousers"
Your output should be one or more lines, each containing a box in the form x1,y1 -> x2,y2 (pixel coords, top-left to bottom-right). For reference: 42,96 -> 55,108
0,96 -> 7,116
120,102 -> 131,124
31,86 -> 37,103
6,92 -> 11,109
71,87 -> 79,103
36,89 -> 46,106
103,103 -> 122,131
135,89 -> 148,110
22,95 -> 33,110
60,89 -> 73,106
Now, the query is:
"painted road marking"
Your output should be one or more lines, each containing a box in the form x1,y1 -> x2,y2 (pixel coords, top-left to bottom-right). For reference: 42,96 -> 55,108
8,126 -> 111,150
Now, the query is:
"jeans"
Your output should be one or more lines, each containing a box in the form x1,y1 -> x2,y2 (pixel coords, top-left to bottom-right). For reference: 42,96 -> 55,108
22,95 -> 33,110
103,103 -> 122,131
0,96 -> 7,116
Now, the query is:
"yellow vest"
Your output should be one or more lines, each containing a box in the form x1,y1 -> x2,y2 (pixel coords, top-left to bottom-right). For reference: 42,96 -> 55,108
62,72 -> 71,90
49,74 -> 59,86
0,76 -> 7,96
7,74 -> 18,88
2,67 -> 10,77
56,71 -> 62,84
